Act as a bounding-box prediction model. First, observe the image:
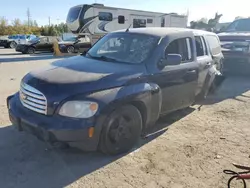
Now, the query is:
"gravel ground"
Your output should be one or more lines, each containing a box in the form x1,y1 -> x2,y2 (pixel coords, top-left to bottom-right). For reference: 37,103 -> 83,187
0,48 -> 250,188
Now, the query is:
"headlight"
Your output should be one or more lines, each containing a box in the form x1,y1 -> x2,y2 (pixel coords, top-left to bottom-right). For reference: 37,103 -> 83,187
59,101 -> 98,118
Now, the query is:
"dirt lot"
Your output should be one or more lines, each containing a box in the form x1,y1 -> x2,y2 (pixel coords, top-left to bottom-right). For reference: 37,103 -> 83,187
1,48 -> 250,188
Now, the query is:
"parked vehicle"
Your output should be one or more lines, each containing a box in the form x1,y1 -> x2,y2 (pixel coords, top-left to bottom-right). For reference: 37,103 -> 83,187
16,34 -> 38,45
66,3 -> 188,44
218,18 -> 250,64
0,35 -> 18,48
16,36 -> 55,54
58,35 -> 92,53
7,28 -> 223,155
0,34 -> 38,49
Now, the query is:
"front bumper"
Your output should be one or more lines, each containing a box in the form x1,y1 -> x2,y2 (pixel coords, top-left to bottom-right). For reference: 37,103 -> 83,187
222,51 -> 250,75
223,51 -> 250,63
7,94 -> 104,151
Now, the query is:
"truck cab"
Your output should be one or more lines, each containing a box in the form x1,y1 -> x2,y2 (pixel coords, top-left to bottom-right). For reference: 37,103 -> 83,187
7,28 -> 223,155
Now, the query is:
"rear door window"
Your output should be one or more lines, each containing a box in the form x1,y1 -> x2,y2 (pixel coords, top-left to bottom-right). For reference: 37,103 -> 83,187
206,35 -> 221,55
195,36 -> 207,57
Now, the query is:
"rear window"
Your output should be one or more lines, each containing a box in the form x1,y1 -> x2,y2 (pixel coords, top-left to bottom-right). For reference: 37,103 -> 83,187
67,6 -> 82,23
206,35 -> 221,55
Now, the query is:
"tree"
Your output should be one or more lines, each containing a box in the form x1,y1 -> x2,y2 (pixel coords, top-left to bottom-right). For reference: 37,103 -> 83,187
190,12 -> 223,32
0,17 -> 8,35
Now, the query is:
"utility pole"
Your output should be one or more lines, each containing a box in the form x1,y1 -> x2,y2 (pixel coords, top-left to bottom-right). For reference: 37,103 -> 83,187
48,16 -> 51,26
27,8 -> 31,28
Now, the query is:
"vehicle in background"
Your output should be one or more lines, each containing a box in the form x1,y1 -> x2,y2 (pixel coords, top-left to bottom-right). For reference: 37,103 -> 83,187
217,18 -> 250,74
66,3 -> 188,44
16,34 -> 38,45
16,36 -> 56,54
58,34 -> 92,53
0,35 -> 19,48
0,34 -> 38,49
7,28 -> 223,155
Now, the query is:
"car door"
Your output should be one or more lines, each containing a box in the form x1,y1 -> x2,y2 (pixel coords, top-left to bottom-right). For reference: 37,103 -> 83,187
75,36 -> 92,52
35,37 -> 48,51
150,37 -> 199,114
194,35 -> 213,95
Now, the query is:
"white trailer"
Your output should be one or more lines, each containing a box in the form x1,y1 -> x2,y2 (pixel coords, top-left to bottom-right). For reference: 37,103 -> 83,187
66,3 -> 188,44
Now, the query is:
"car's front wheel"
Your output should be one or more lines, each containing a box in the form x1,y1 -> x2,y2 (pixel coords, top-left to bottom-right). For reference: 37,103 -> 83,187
99,105 -> 142,155
9,41 -> 17,49
27,47 -> 35,54
67,45 -> 75,53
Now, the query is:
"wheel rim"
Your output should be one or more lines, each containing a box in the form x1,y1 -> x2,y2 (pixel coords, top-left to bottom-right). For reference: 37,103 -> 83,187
67,46 -> 74,53
28,48 -> 34,54
108,115 -> 134,147
10,42 -> 16,48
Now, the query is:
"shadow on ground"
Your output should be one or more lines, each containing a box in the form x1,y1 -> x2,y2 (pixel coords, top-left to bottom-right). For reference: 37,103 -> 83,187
0,107 -> 193,188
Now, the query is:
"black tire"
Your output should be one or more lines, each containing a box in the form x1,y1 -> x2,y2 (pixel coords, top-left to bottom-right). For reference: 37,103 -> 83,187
27,47 -> 35,54
99,105 -> 142,155
67,45 -> 75,53
9,41 -> 17,49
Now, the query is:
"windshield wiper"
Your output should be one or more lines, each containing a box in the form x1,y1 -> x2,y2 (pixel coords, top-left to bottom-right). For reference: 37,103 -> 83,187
86,53 -> 119,62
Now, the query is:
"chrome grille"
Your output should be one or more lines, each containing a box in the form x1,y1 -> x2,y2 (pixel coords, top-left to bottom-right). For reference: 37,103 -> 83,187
19,82 -> 47,115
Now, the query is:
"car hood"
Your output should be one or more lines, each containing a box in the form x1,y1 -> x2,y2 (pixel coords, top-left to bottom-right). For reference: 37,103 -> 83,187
22,56 -> 147,102
218,32 -> 250,41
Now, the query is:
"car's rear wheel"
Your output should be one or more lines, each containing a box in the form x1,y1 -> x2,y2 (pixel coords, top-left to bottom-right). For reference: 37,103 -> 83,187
9,41 -> 17,49
99,105 -> 142,155
27,47 -> 35,54
67,45 -> 75,53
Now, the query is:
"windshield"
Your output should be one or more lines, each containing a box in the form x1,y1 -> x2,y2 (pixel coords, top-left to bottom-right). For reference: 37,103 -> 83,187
87,33 -> 160,64
67,6 -> 82,23
226,19 -> 250,32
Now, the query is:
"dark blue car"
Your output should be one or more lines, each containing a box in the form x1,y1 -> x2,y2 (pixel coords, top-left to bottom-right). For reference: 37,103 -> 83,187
7,28 -> 224,155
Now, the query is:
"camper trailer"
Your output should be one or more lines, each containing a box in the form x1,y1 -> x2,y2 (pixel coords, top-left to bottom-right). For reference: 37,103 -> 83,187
66,3 -> 188,44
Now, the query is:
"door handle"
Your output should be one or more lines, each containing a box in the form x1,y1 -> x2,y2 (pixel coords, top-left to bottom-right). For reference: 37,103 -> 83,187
205,62 -> 211,67
187,69 -> 196,73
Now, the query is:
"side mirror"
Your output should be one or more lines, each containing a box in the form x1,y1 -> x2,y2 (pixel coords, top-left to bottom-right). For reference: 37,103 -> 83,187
159,54 -> 182,67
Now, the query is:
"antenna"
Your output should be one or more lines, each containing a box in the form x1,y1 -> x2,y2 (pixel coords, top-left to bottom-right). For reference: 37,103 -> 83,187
126,24 -> 132,32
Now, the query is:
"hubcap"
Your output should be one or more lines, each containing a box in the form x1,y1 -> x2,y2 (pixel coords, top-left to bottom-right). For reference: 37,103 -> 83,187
109,115 -> 132,143
67,46 -> 74,53
10,42 -> 16,48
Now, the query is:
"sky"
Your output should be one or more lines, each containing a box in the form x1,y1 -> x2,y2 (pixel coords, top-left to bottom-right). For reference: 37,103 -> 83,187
1,0 -> 250,26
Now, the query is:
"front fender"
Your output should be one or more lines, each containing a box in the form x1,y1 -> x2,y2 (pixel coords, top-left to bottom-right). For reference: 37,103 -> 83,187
86,83 -> 162,129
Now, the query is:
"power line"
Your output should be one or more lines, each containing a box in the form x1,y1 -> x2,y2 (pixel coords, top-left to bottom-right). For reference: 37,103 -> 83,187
27,8 -> 31,28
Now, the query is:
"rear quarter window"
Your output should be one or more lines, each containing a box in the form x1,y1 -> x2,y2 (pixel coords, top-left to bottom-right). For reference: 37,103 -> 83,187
206,35 -> 221,55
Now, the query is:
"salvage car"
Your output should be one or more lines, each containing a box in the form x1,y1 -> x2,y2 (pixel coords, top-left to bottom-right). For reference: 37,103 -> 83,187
7,28 -> 224,155
16,36 -> 55,54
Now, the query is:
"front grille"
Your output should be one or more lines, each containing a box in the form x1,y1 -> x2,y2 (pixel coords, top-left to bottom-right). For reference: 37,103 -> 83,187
19,82 -> 47,115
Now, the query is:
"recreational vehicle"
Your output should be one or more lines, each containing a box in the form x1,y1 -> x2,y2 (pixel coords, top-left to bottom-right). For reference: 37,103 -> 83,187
66,3 -> 188,44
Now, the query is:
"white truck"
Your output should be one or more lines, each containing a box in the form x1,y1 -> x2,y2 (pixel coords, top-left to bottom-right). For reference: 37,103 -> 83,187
66,3 -> 188,44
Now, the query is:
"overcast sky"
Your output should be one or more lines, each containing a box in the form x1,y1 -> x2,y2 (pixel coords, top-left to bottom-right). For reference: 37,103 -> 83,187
1,0 -> 249,25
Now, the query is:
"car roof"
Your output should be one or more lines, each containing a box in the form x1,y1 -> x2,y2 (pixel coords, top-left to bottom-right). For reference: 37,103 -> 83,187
113,27 -> 215,37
